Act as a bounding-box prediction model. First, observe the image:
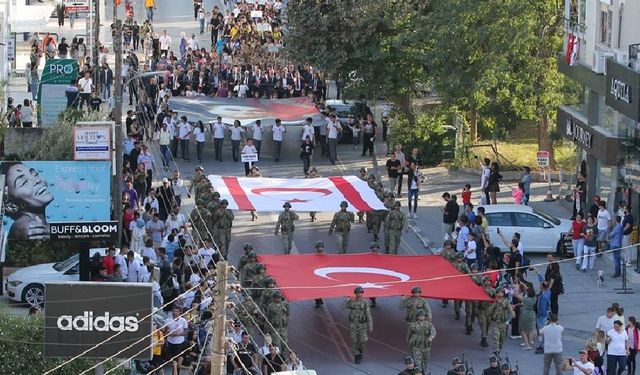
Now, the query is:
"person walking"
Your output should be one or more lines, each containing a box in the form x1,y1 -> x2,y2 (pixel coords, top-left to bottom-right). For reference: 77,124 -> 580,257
488,288 -> 514,357
212,117 -> 225,162
488,162 -> 502,204
407,309 -> 436,373
272,119 -> 286,162
610,216 -> 623,279
385,201 -> 408,255
329,201 -> 355,254
342,286 -> 373,364
607,320 -> 629,375
275,202 -> 299,254
266,292 -> 290,352
521,166 -> 532,205
326,114 -> 342,165
441,192 -> 459,240
582,216 -> 599,271
193,121 -> 206,163
621,205 -> 634,267
570,214 -> 586,270
251,120 -> 263,158
361,114 -> 376,157
56,1 -> 65,28
241,139 -> 258,176
300,136 -> 314,176
407,163 -> 420,219
177,116 -> 191,162
145,0 -> 156,22
545,258 -> 564,315
229,120 -> 245,162
541,313 -> 564,375
386,153 -> 401,193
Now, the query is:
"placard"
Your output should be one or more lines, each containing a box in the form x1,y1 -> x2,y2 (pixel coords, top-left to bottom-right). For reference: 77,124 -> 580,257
251,10 -> 263,18
74,126 -> 112,160
536,151 -> 550,167
241,153 -> 259,163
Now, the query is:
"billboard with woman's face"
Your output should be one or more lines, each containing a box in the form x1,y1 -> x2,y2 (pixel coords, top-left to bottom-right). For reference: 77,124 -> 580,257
0,161 -> 111,241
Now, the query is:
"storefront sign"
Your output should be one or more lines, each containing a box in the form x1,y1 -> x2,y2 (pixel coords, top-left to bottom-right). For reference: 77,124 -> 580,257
565,117 -> 593,148
605,58 -> 640,122
44,282 -> 153,359
38,59 -> 79,127
73,126 -> 112,160
49,221 -> 118,241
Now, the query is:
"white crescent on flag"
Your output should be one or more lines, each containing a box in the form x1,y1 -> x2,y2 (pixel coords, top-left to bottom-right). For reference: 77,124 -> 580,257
208,175 -> 386,212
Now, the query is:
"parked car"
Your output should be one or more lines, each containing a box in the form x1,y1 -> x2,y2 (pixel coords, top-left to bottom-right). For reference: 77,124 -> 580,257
478,204 -> 572,255
324,99 -> 369,144
5,248 -> 135,307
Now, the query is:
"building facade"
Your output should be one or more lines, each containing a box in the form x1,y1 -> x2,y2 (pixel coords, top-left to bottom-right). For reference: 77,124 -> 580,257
559,0 -> 640,231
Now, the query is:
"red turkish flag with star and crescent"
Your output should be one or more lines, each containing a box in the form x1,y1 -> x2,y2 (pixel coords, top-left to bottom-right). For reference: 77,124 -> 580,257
208,175 -> 386,212
257,254 -> 493,301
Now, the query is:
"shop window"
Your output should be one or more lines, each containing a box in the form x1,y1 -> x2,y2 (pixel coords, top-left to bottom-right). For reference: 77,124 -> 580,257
598,95 -> 616,133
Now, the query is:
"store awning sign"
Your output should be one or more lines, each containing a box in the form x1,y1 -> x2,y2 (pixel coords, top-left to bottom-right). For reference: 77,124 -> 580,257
565,118 -> 593,149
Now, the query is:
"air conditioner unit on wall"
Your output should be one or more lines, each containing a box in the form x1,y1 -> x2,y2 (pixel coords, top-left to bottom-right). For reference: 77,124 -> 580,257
593,50 -> 614,74
614,49 -> 630,65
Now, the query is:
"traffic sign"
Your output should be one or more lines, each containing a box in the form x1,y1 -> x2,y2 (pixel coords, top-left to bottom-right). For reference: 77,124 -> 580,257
537,151 -> 550,167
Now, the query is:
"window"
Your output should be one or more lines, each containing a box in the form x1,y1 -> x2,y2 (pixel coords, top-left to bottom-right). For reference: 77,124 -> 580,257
600,9 -> 612,47
515,213 -> 547,228
486,212 -> 514,227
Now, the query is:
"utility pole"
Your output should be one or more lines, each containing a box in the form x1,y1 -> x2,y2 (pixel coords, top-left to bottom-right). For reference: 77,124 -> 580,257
93,0 -> 101,93
113,1 -> 123,247
211,261 -> 229,375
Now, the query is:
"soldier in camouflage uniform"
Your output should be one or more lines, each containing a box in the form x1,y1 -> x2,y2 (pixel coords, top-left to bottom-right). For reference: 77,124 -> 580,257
329,201 -> 355,254
236,290 -> 259,331
342,286 -> 373,364
205,191 -> 221,230
356,168 -> 368,223
368,242 -> 381,307
250,263 -> 268,300
369,183 -> 386,241
478,276 -> 496,347
452,252 -> 470,320
238,242 -> 254,271
189,165 -> 207,195
487,288 -> 514,356
382,192 -> 395,252
407,309 -> 437,373
439,240 -> 456,308
213,199 -> 234,259
400,286 -> 432,323
364,175 -> 377,230
308,167 -> 322,222
189,205 -> 211,243
259,278 -> 278,314
194,181 -> 214,207
464,263 -> 482,335
240,252 -> 258,288
385,201 -> 408,255
266,291 -> 290,350
275,202 -> 299,254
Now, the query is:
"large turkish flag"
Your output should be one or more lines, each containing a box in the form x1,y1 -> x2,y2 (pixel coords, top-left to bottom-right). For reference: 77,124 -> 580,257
257,254 -> 493,301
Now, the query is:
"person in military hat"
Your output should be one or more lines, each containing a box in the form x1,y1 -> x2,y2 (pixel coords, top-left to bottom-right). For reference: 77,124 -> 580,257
238,242 -> 254,270
342,286 -> 373,364
213,199 -> 234,258
307,167 -> 322,222
189,165 -> 207,195
398,356 -> 423,375
275,201 -> 299,254
452,252 -> 470,320
400,286 -> 432,323
266,290 -> 289,350
205,191 -> 222,225
358,167 -> 368,181
439,239 -> 457,308
259,277 -> 278,315
464,263 -> 482,335
478,276 -> 497,347
189,204 -> 212,243
240,251 -> 258,287
367,182 -> 386,239
482,355 -> 501,375
313,241 -> 326,308
407,308 -> 436,373
250,263 -> 268,300
366,242 -> 382,307
385,200 -> 408,255
500,363 -> 512,375
329,201 -> 355,254
447,357 -> 466,375
487,288 -> 514,357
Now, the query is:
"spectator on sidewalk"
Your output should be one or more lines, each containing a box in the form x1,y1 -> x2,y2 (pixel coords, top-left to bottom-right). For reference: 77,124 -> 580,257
395,144 -> 407,197
386,153 -> 401,194
522,166 -> 532,205
480,158 -> 491,205
541,313 -> 564,375
621,205 -> 634,267
609,216 -> 623,279
606,320 -> 629,374
326,114 -> 341,165
441,193 -> 459,240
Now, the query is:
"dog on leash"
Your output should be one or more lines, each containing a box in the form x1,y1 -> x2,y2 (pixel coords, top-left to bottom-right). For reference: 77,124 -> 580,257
597,270 -> 605,287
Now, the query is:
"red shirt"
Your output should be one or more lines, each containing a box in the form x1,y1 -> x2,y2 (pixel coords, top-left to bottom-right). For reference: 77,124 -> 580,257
571,220 -> 586,240
102,255 -> 114,275
461,190 -> 472,205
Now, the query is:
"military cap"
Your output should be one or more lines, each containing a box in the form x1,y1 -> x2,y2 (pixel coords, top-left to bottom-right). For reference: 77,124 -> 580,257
315,241 -> 325,248
255,263 -> 265,271
416,309 -> 426,317
248,251 -> 257,259
354,286 -> 364,294
501,363 -> 511,370
443,239 -> 454,247
283,202 -> 292,208
489,355 -> 498,363
243,243 -> 253,250
220,199 -> 229,205
195,165 -> 205,172
394,201 -> 401,208
370,242 -> 380,249
359,167 -> 367,173
404,356 -> 415,365
411,286 -> 422,294
482,275 -> 492,283
469,263 -> 478,271
266,278 -> 275,285
454,252 -> 463,259
340,201 -> 349,208
212,191 -> 220,198
273,291 -> 283,299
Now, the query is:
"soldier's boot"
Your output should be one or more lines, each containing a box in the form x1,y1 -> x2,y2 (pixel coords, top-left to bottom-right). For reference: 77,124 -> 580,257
354,353 -> 363,364
358,213 -> 364,223
251,211 -> 258,221
370,297 -> 376,308
465,325 -> 472,335
373,233 -> 379,241
481,336 -> 488,347
441,299 -> 448,308
310,212 -> 316,222
314,298 -> 324,308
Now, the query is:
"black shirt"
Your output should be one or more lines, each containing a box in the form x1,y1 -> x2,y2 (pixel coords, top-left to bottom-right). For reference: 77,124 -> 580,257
89,97 -> 102,111
262,353 -> 285,375
482,367 -> 501,375
443,200 -> 459,224
235,342 -> 257,371
386,159 -> 401,178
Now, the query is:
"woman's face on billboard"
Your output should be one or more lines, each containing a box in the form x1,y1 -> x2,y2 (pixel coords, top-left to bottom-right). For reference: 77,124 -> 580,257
6,164 -> 54,209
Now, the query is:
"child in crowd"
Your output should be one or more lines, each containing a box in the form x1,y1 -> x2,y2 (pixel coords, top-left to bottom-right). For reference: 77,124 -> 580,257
512,182 -> 525,204
461,183 -> 472,206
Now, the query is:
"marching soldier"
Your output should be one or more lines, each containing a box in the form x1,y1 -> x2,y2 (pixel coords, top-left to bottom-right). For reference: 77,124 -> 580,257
213,199 -> 234,258
275,202 -> 299,254
342,286 -> 373,364
329,201 -> 355,254
364,175 -> 377,230
407,309 -> 436,373
250,263 -> 268,300
260,277 -> 278,314
398,356 -> 422,375
356,167 -> 368,223
235,290 -> 259,331
464,263 -> 482,335
386,201 -> 408,255
189,165 -> 207,195
308,167 -> 322,222
266,291 -> 289,350
238,242 -> 254,271
195,182 -> 214,207
400,286 -> 432,323
247,165 -> 261,221
440,240 -> 456,308
205,191 -> 221,220
189,205 -> 211,243
478,276 -> 497,347
314,241 -> 326,308
369,242 -> 381,307
452,252 -> 470,320
369,183 -> 386,241
487,288 -> 514,357
383,192 -> 395,252
240,252 -> 258,287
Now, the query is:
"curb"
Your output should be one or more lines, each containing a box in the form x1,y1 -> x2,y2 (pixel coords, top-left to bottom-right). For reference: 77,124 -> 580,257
408,222 -> 433,252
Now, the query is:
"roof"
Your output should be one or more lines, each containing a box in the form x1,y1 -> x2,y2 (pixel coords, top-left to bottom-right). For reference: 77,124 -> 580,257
478,204 -> 534,214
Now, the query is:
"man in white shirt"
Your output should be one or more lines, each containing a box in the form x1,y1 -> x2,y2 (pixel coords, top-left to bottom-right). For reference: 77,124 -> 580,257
125,250 -> 143,282
229,121 -> 245,162
178,116 -> 192,161
163,111 -> 179,158
241,139 -> 258,176
198,239 -> 217,267
212,116 -> 225,161
326,114 -> 342,165
595,307 -> 615,334
171,170 -> 188,207
187,34 -> 199,50
596,201 -> 611,243
77,71 -> 93,111
165,308 -> 189,368
159,30 -> 172,57
541,313 -> 564,375
251,120 -> 263,157
465,231 -> 477,266
141,239 -> 158,263
158,123 -> 173,169
272,119 -> 286,162
165,210 -> 184,233
115,247 -> 129,278
301,117 -> 315,142
571,350 -> 594,375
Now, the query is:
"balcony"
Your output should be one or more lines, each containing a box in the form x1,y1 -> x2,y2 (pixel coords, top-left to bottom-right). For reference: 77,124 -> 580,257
564,17 -> 586,37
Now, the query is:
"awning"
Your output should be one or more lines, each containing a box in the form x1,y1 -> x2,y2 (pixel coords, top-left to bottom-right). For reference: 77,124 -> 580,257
258,254 -> 494,301
10,5 -> 55,33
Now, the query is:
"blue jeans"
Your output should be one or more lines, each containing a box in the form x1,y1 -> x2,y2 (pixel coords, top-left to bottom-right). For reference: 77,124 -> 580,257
408,188 -> 419,213
612,248 -> 622,276
607,354 -> 626,375
146,7 -> 154,22
103,83 -> 111,99
160,145 -> 172,167
522,193 -> 530,205
199,18 -> 205,34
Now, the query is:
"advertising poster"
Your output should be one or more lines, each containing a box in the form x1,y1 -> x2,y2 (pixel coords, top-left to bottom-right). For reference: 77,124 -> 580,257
38,59 -> 79,127
73,126 -> 112,160
44,282 -> 153,359
0,161 -> 111,241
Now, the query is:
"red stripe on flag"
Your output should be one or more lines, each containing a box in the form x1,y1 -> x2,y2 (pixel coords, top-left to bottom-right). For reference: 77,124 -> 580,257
328,176 -> 374,212
222,176 -> 256,211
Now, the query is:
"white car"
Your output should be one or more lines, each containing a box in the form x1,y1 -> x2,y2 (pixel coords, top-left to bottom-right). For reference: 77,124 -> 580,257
479,204 -> 572,254
5,248 -> 132,307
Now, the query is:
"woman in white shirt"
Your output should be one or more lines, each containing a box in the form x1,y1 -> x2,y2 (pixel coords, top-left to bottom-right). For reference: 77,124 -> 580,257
21,99 -> 33,127
285,351 -> 304,371
607,320 -> 629,374
193,121 -> 206,163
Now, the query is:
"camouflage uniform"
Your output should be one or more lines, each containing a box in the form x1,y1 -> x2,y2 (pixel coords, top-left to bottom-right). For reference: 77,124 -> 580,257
237,243 -> 253,271
488,293 -> 512,355
250,264 -> 268,300
400,288 -> 432,323
452,254 -> 470,320
356,169 -> 368,223
342,287 -> 372,364
477,277 -> 496,347
364,176 -> 377,230
275,203 -> 299,254
266,294 -> 290,350
236,294 -> 259,331
259,279 -> 277,313
439,241 -> 456,307
464,269 -> 482,335
189,206 -> 211,243
240,253 -> 258,288
385,202 -> 407,255
329,202 -> 355,254
407,310 -> 436,372
382,194 -> 395,252
213,201 -> 234,258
